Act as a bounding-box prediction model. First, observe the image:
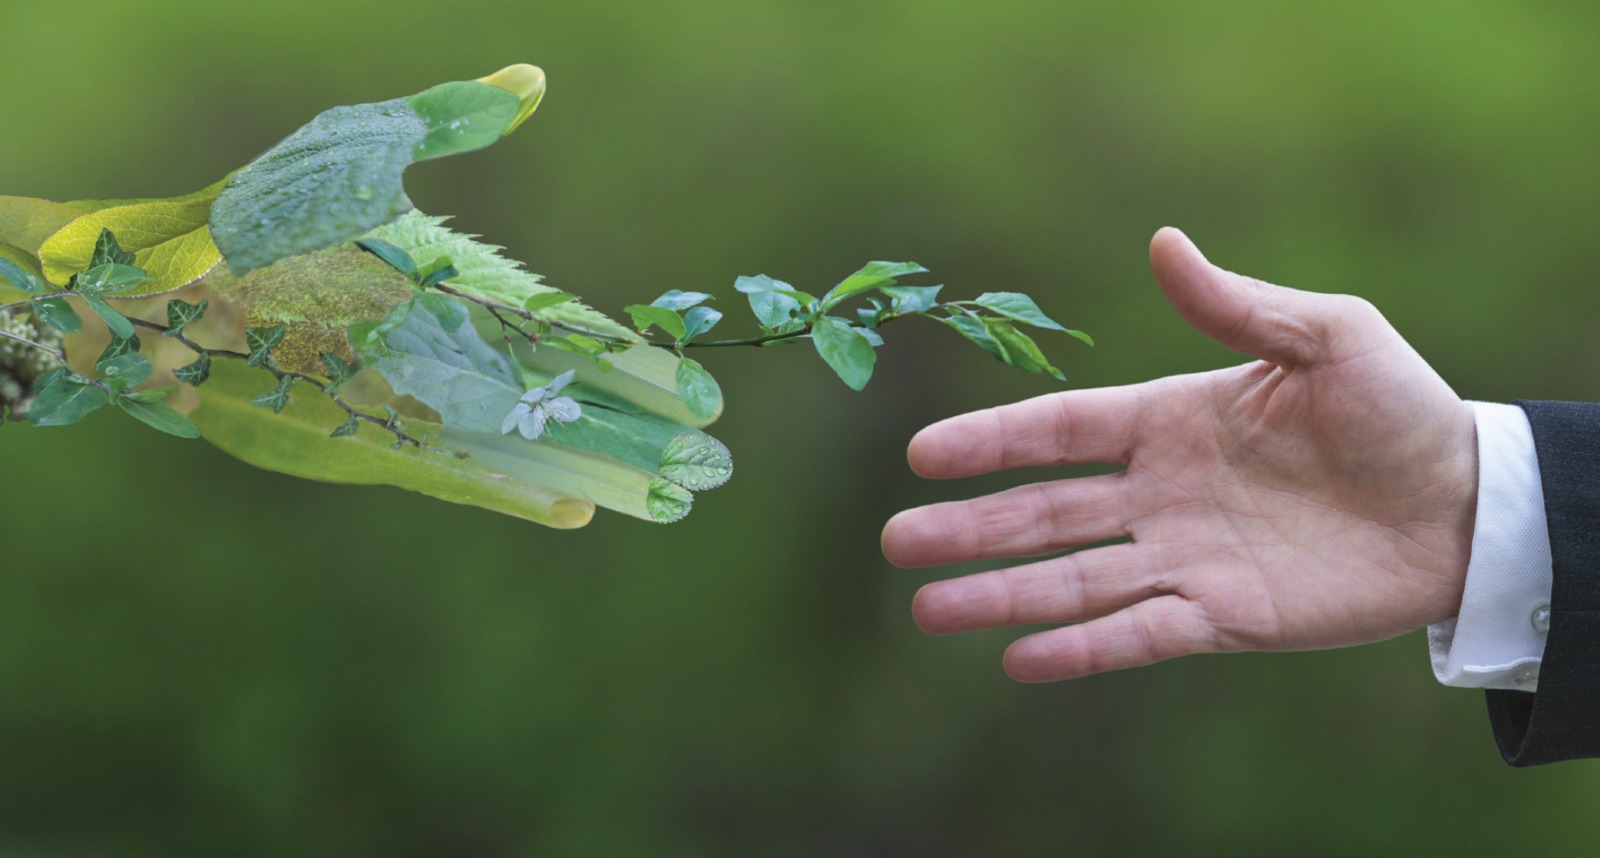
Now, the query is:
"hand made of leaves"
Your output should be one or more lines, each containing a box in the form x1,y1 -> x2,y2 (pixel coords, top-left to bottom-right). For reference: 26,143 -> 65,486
0,64 -> 1088,529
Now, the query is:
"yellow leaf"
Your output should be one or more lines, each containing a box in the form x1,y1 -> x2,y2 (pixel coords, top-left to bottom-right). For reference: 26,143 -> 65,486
38,181 -> 226,295
0,196 -> 87,254
476,64 -> 546,135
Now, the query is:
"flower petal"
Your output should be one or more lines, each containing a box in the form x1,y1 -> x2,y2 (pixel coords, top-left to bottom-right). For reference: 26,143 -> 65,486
546,396 -> 582,424
501,403 -> 532,435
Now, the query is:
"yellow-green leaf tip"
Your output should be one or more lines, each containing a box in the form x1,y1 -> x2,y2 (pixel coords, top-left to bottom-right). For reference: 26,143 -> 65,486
478,64 -> 546,135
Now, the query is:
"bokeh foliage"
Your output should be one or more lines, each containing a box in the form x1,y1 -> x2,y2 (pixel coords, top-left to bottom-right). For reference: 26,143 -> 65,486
3,0 -> 1599,854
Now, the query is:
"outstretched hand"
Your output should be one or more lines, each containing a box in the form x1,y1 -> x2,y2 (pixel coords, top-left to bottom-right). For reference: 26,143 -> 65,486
882,228 -> 1478,681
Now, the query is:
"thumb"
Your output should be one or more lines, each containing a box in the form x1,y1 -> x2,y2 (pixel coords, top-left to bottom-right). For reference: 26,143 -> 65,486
1149,227 -> 1356,367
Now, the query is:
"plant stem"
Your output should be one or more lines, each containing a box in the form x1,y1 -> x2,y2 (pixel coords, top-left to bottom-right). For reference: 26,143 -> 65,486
0,326 -> 67,362
126,317 -> 461,457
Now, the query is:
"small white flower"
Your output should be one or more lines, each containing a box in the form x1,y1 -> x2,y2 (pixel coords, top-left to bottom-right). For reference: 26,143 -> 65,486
501,369 -> 583,440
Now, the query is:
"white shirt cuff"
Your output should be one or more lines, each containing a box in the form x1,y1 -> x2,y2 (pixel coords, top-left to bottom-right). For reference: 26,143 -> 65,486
1428,401 -> 1552,691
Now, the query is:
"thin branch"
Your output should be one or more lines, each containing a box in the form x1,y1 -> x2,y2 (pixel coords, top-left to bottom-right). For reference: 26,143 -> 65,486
0,326 -> 66,362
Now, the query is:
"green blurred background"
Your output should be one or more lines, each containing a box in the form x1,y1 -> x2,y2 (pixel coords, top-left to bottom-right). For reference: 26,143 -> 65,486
4,0 -> 1599,854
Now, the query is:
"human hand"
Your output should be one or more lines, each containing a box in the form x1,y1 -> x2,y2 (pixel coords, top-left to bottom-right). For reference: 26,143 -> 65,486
881,228 -> 1478,681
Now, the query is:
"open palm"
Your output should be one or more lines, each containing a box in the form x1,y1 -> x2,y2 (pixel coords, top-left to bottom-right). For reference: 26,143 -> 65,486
882,228 -> 1478,681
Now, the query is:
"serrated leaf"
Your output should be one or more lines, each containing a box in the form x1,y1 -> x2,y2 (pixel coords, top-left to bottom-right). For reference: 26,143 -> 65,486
116,395 -> 199,438
97,352 -> 152,391
83,294 -> 134,340
90,228 -> 136,267
650,290 -> 712,311
191,360 -> 593,528
37,181 -> 224,294
674,358 -> 722,422
32,297 -> 80,333
28,375 -> 107,427
164,298 -> 208,337
880,284 -> 943,315
810,316 -> 877,391
645,478 -> 694,524
982,318 -> 1067,381
250,375 -> 296,413
211,72 -> 535,274
658,431 -> 733,490
681,306 -> 722,343
821,260 -> 928,308
355,238 -> 419,280
355,299 -> 522,433
364,212 -> 632,338
624,304 -> 687,341
173,354 -> 212,386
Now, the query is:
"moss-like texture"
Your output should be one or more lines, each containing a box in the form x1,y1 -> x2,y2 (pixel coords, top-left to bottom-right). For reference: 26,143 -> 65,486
202,244 -> 413,374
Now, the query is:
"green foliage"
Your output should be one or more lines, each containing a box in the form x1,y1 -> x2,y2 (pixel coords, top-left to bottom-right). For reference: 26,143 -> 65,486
3,65 -> 1086,530
810,316 -> 878,391
210,68 -> 544,274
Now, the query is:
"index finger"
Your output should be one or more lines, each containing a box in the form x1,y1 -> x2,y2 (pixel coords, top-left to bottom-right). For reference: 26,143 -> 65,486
907,384 -> 1149,479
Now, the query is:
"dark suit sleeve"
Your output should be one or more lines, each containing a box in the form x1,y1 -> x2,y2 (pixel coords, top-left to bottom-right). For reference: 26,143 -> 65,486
1485,401 -> 1600,766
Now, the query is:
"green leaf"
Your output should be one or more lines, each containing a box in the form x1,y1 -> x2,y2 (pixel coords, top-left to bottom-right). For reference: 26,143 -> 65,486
355,299 -> 522,433
173,354 -> 212,386
0,258 -> 44,296
245,323 -> 288,367
971,292 -> 1079,336
82,294 -> 134,340
116,395 -> 199,438
811,316 -> 877,391
937,313 -> 1005,361
72,263 -> 151,295
855,326 -> 885,347
880,284 -> 943,315
211,70 -> 540,274
90,228 -> 136,267
681,306 -> 722,343
0,197 -> 87,253
645,478 -> 694,524
355,238 -> 419,280
364,212 -> 634,339
320,351 -> 357,389
674,358 -> 722,421
97,333 -> 141,367
624,304 -> 687,341
32,297 -> 81,333
650,290 -> 712,311
37,181 -> 224,294
821,261 -> 928,308
734,274 -> 805,331
164,298 -> 208,337
657,431 -> 733,490
982,318 -> 1067,381
417,260 -> 459,291
28,375 -> 108,427
97,352 -> 152,391
524,292 -> 575,313
330,415 -> 361,438
408,80 -> 523,162
191,359 -> 593,529
250,375 -> 296,413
